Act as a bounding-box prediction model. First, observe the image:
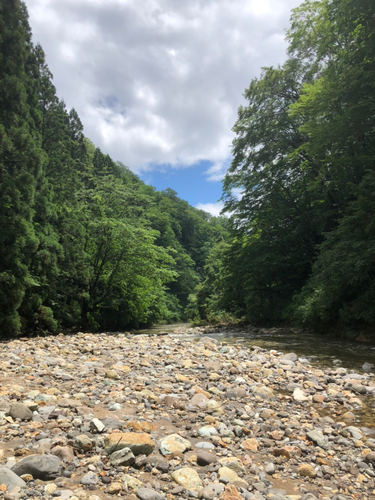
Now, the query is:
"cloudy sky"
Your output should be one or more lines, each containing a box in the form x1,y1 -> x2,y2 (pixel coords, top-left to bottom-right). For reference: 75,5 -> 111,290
27,0 -> 302,215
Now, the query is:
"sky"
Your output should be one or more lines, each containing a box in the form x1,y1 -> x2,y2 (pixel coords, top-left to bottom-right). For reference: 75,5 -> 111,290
26,0 -> 303,216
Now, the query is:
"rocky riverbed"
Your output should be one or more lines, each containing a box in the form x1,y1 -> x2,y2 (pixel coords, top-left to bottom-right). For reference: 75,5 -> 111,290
0,328 -> 375,500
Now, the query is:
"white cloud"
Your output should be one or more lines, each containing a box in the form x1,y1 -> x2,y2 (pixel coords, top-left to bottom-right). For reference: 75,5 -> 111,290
26,0 -> 302,174
205,161 -> 230,182
196,202 -> 224,217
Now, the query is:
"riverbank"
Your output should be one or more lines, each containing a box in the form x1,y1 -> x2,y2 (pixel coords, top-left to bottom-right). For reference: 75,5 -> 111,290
0,328 -> 374,500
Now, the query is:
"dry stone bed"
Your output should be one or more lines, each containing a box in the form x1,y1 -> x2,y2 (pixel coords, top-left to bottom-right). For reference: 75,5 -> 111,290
0,330 -> 374,500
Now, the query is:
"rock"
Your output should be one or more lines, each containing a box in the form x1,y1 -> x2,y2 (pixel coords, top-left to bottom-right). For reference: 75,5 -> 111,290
253,385 -> 274,398
240,438 -> 258,452
202,483 -> 225,500
306,430 -> 330,450
109,403 -> 122,411
107,482 -> 123,495
362,362 -> 374,371
74,434 -> 94,451
171,486 -> 185,495
102,417 -> 122,430
218,457 -> 245,473
146,455 -> 170,473
272,446 -> 301,459
159,434 -> 191,455
11,454 -> 62,480
265,463 -> 275,475
121,473 -> 143,491
89,418 -> 106,433
104,432 -> 155,455
0,467 -> 26,489
137,488 -> 164,500
293,388 -> 309,402
105,370 -> 120,379
195,442 -> 215,450
198,426 -> 217,438
217,467 -> 248,488
221,484 -> 242,500
226,387 -> 247,400
365,452 -> 375,465
190,393 -> 209,408
53,491 -> 74,500
197,451 -> 217,466
345,426 -> 363,441
298,464 -> 316,478
51,445 -> 74,462
279,359 -> 295,368
109,446 -> 135,466
81,472 -> 99,486
280,353 -> 298,362
171,467 -> 203,490
8,403 -> 33,421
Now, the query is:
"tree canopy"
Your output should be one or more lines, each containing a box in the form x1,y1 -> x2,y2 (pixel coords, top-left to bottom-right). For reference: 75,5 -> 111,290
200,0 -> 375,331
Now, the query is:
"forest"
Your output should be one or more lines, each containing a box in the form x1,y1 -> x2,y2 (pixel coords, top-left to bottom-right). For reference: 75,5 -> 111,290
0,0 -> 374,337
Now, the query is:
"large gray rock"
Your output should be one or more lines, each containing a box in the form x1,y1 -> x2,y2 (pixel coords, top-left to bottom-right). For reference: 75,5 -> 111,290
0,466 -> 26,489
11,454 -> 62,480
8,403 -> 33,421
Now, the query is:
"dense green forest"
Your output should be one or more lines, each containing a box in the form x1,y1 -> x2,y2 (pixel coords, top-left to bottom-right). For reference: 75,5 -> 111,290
1,0 -> 374,337
0,0 -> 227,336
196,0 -> 375,331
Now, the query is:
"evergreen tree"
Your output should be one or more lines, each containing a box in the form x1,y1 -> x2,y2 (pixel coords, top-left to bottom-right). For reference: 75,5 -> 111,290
0,0 -> 45,334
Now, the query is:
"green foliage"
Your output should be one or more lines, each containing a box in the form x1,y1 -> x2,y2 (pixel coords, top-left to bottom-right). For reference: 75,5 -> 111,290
0,1 -> 225,335
295,171 -> 375,327
210,0 -> 375,329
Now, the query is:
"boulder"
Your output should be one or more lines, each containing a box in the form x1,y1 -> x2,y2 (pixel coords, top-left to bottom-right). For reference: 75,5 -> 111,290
11,455 -> 62,480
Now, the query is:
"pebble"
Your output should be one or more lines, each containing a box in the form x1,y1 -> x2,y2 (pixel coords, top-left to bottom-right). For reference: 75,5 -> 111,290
0,327 -> 373,500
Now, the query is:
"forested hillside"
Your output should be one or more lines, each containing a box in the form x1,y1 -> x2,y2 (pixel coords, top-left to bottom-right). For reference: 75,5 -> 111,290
197,0 -> 375,331
0,0 -> 226,336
